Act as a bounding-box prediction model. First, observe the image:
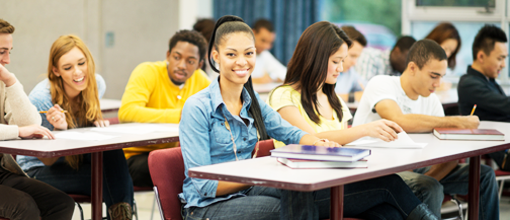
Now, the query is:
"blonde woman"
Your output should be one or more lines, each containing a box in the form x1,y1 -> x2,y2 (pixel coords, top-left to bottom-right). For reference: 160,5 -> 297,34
17,35 -> 133,220
0,18 -> 74,220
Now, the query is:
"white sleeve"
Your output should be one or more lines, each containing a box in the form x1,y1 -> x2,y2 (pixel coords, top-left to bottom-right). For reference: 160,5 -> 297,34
352,76 -> 397,127
261,51 -> 287,81
364,76 -> 398,111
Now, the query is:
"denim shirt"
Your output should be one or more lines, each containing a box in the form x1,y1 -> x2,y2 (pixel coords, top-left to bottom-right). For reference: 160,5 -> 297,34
178,79 -> 307,208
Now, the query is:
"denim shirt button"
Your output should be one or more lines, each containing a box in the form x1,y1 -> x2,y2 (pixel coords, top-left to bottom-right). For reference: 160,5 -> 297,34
237,150 -> 241,153
243,138 -> 247,141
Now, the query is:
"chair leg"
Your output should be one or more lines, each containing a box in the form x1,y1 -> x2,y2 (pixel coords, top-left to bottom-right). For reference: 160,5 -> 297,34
149,193 -> 156,220
75,202 -> 85,220
133,199 -> 138,220
450,197 -> 464,220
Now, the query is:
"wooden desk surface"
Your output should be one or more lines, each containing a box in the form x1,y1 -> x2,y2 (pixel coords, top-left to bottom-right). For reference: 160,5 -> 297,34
0,123 -> 179,157
189,121 -> 510,191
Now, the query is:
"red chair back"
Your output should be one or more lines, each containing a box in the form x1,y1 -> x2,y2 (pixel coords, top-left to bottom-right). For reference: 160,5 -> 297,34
148,147 -> 185,220
251,139 -> 275,157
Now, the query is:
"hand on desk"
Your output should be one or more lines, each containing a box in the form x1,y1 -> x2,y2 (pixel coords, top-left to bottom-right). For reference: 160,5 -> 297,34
19,124 -> 55,139
0,64 -> 17,87
362,119 -> 402,142
314,139 -> 341,147
452,115 -> 480,129
93,119 -> 110,127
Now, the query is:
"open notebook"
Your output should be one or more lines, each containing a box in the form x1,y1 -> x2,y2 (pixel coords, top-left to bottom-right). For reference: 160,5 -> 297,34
346,131 -> 427,149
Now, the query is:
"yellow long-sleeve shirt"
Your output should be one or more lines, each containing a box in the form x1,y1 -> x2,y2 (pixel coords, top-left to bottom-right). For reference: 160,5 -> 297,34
119,61 -> 211,158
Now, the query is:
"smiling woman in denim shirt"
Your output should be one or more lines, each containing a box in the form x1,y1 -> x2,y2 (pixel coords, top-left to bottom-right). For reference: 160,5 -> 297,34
179,16 -> 437,220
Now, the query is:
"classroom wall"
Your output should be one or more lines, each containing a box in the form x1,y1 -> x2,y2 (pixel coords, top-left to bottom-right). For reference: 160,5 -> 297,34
0,0 -> 212,99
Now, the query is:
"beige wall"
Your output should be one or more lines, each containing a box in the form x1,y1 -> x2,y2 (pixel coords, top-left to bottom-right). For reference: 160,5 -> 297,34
0,0 -> 211,99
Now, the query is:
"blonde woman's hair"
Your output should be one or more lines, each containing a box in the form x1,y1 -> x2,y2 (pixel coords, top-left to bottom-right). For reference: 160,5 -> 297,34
48,35 -> 103,169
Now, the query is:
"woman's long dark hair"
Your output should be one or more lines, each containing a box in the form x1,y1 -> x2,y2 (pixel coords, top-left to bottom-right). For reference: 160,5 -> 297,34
208,15 -> 269,140
284,21 -> 351,125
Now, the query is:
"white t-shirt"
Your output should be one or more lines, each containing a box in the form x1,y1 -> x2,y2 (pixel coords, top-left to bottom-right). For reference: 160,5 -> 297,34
352,75 -> 445,127
252,50 -> 287,81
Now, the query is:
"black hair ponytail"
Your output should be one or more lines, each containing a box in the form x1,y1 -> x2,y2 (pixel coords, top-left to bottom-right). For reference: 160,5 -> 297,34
208,15 -> 269,140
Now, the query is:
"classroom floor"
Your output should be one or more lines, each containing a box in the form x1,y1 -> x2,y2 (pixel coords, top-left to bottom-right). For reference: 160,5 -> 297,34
70,191 -> 510,220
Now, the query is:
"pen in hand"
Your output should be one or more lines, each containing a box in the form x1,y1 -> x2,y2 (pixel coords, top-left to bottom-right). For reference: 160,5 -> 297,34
470,104 -> 477,116
39,110 -> 67,114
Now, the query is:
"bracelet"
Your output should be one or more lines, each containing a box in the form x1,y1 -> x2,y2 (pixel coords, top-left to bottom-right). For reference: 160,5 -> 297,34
313,139 -> 329,145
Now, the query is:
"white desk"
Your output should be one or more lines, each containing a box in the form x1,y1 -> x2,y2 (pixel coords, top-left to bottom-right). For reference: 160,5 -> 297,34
189,121 -> 510,220
0,123 -> 179,220
100,98 -> 122,113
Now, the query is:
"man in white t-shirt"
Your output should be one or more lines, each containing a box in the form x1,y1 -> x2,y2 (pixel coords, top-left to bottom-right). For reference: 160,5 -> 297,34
251,19 -> 286,83
353,39 -> 499,220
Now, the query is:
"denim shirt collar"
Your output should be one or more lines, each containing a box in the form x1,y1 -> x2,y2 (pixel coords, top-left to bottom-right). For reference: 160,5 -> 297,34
210,77 -> 253,118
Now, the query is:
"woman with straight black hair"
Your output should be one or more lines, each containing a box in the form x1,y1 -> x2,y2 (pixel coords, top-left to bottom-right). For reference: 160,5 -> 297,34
178,15 -> 437,220
268,21 -> 440,219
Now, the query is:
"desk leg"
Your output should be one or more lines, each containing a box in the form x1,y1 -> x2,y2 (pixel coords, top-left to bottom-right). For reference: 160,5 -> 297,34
92,152 -> 103,220
330,185 -> 344,220
468,155 -> 480,220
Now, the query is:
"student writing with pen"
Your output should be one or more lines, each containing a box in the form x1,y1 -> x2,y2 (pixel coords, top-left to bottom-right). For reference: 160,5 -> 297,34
457,25 -> 510,171
267,21 -> 437,219
352,39 -> 499,219
16,35 -> 133,220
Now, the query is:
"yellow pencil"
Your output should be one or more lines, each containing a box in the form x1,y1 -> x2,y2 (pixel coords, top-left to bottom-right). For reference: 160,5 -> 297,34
39,110 -> 67,114
470,104 -> 477,116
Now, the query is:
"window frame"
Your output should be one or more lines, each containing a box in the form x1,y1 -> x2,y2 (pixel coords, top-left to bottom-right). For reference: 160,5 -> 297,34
402,0 -> 509,83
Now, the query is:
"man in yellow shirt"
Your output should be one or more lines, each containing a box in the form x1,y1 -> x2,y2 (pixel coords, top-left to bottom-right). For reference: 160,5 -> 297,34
119,30 -> 210,187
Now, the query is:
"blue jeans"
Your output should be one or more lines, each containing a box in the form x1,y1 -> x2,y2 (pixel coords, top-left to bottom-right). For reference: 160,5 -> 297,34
27,149 -> 134,217
183,174 -> 423,220
398,163 -> 499,220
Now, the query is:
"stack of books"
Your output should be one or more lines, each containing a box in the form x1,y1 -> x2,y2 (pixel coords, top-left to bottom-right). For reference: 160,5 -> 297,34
270,144 -> 371,169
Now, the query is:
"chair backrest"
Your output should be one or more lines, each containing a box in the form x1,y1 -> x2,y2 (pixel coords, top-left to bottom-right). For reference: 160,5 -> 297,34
251,139 -> 275,158
148,147 -> 185,220
147,141 -> 274,220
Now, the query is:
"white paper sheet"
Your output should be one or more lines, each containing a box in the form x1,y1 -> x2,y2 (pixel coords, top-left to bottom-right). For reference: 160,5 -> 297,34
346,131 -> 427,149
91,124 -> 179,134
55,131 -> 117,141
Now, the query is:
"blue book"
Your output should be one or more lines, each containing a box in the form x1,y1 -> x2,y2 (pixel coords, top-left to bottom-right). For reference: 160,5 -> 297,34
270,144 -> 371,162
